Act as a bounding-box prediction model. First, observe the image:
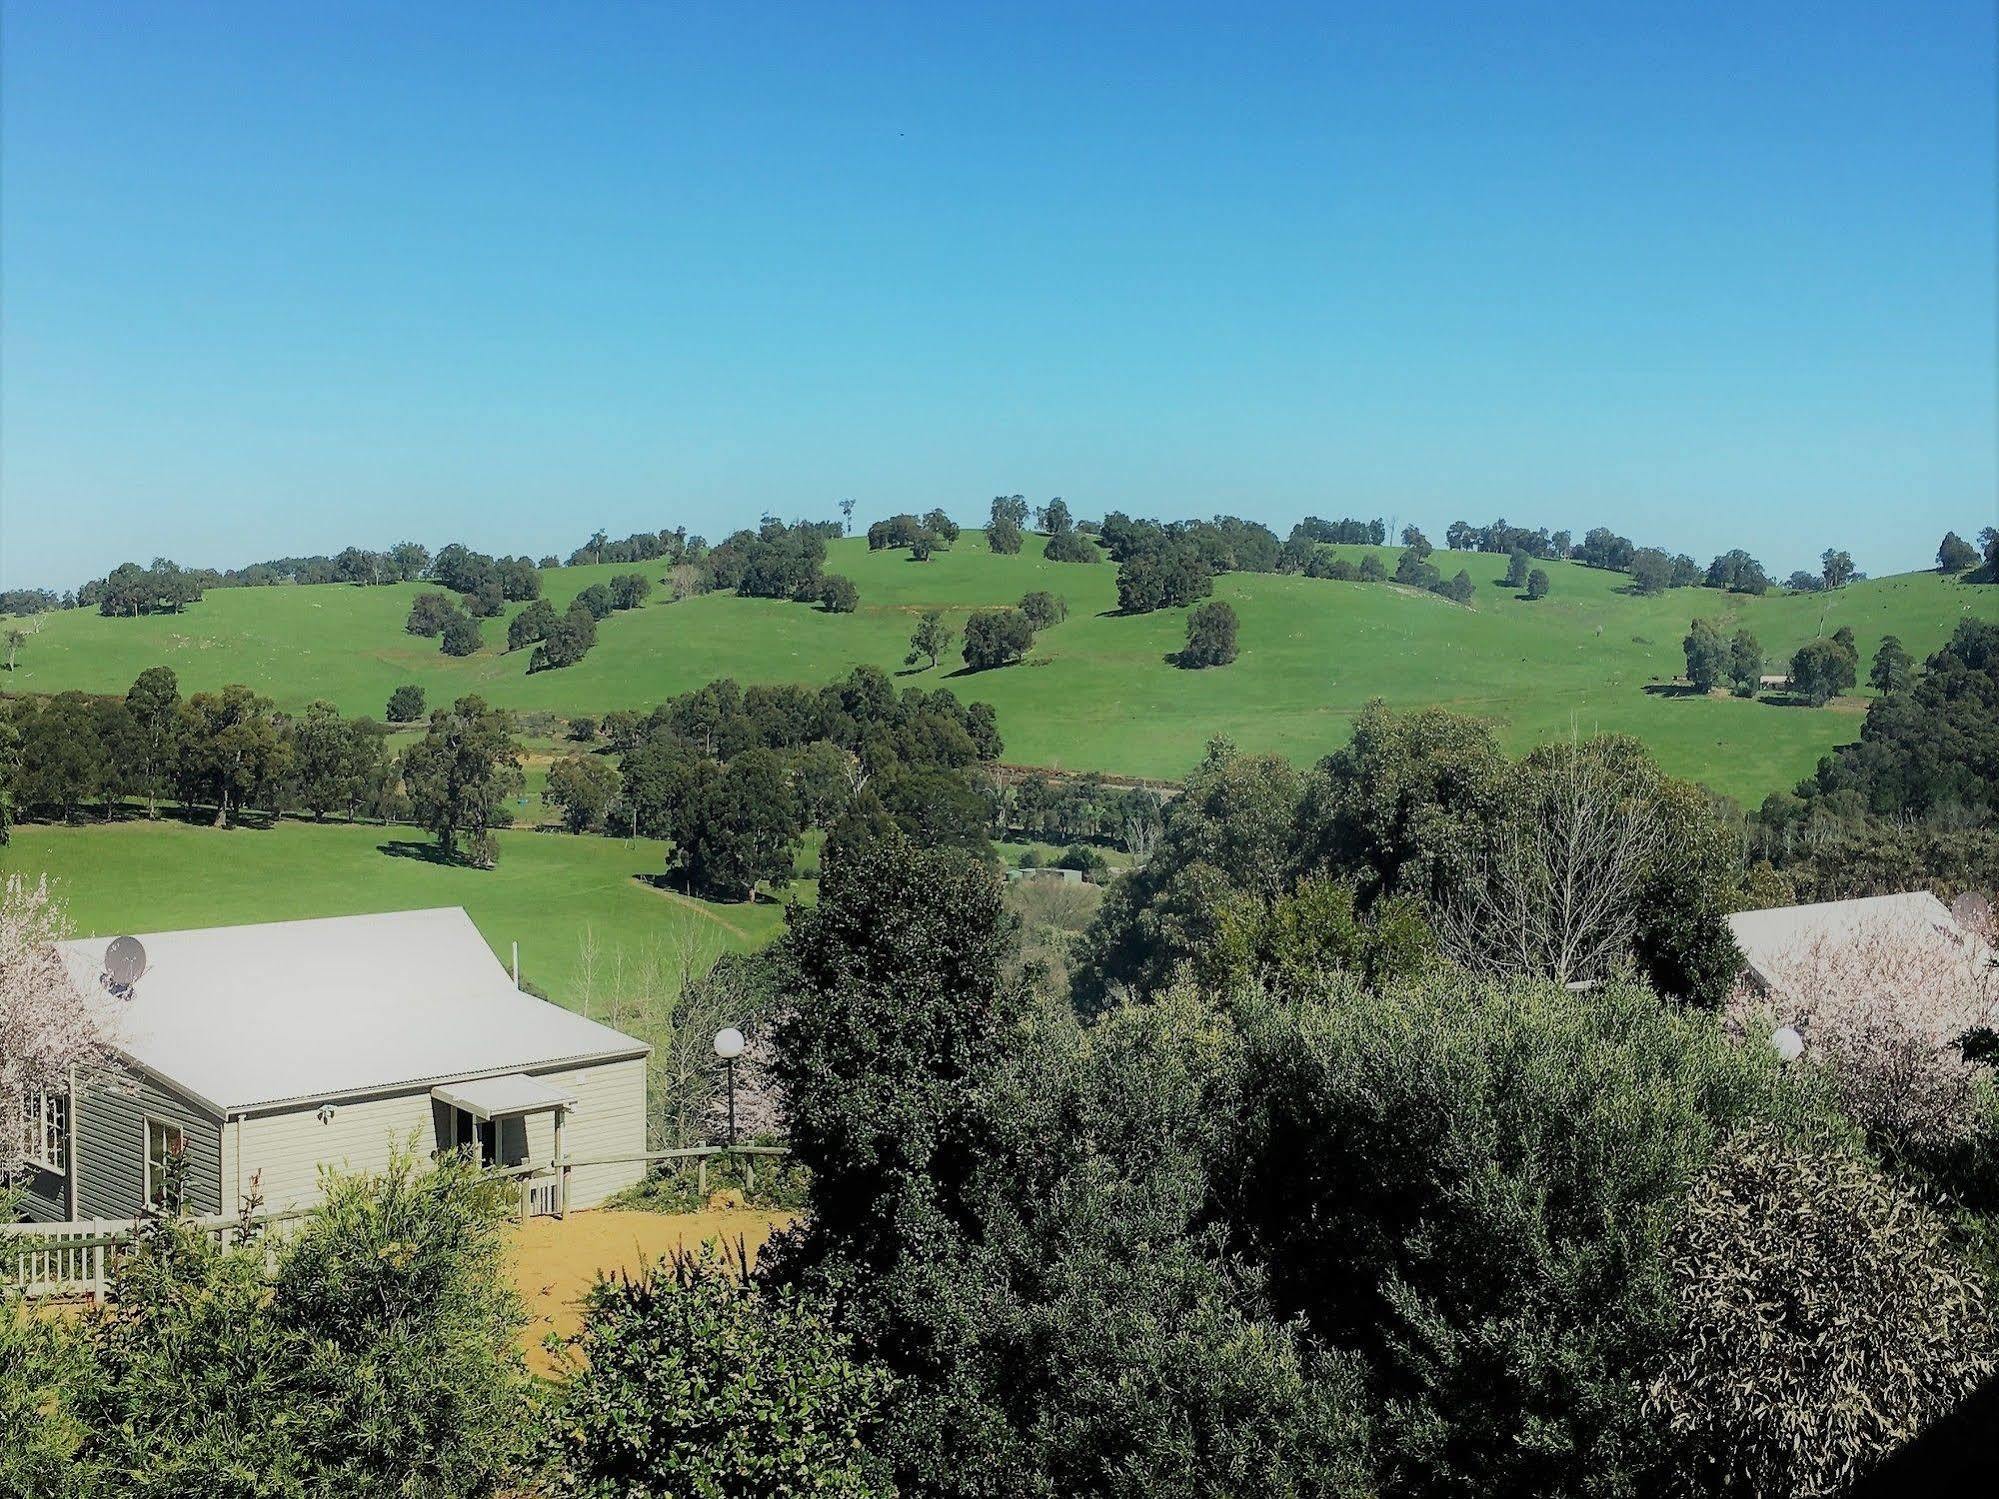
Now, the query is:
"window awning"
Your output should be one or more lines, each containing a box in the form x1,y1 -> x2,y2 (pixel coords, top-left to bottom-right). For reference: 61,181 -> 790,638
431,1073 -> 577,1120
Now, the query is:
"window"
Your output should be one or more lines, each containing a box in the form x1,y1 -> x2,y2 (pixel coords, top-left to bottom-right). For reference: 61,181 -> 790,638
447,1106 -> 497,1168
18,1090 -> 67,1173
146,1118 -> 186,1210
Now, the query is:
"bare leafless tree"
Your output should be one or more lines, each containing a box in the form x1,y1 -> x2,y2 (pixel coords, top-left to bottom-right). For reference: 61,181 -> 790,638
1438,743 -> 1665,987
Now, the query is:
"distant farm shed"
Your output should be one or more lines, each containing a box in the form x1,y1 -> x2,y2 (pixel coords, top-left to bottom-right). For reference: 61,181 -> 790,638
14,909 -> 647,1224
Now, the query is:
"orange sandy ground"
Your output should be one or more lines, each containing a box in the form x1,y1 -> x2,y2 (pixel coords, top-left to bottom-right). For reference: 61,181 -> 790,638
506,1206 -> 796,1377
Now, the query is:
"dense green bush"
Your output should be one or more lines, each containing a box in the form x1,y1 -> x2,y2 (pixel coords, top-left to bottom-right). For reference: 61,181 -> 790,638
1219,977 -> 1849,1499
42,1149 -> 535,1496
555,1243 -> 896,1498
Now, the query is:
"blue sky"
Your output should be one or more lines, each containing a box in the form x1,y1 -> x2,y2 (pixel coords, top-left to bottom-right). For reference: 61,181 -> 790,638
2,1 -> 1993,589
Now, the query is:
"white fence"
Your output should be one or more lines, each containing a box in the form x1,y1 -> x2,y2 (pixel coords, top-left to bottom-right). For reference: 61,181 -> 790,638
3,1143 -> 789,1302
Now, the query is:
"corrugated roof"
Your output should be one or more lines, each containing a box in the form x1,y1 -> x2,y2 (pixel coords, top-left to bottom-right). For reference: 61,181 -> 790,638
1727,891 -> 1990,993
59,908 -> 647,1115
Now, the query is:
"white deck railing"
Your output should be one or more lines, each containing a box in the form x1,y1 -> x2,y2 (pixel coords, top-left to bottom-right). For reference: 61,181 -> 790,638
3,1143 -> 789,1301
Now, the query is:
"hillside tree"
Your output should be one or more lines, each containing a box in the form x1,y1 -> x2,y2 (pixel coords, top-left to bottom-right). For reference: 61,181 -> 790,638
904,611 -> 955,671
400,695 -> 522,866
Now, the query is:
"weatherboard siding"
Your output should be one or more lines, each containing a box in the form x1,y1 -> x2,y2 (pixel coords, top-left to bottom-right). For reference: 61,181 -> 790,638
14,1164 -> 68,1223
227,1056 -> 648,1214
76,1066 -> 223,1220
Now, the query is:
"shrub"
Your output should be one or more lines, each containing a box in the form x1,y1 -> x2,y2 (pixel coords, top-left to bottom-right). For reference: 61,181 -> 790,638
1648,1127 -> 1994,1497
440,610 -> 484,656
386,684 -> 426,722
405,591 -> 457,637
1181,600 -> 1239,667
554,1243 -> 899,1498
1223,977 -> 1841,1499
1018,589 -> 1067,630
818,573 -> 860,613
1526,567 -> 1550,599
1042,528 -> 1100,563
59,1150 -> 534,1494
609,571 -> 652,610
961,607 -> 1034,670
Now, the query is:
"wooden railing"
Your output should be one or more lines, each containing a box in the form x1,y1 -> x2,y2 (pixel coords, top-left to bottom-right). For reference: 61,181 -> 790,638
3,1143 -> 789,1302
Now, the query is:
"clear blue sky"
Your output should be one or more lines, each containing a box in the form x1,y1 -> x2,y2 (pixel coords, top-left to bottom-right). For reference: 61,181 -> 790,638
2,0 -> 1993,590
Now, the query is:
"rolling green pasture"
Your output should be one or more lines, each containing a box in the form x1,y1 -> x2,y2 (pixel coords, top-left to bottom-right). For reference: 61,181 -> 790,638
0,819 -> 792,1009
7,535 -> 1993,804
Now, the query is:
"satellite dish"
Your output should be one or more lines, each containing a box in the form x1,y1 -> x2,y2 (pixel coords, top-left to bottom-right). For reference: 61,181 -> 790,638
1952,892 -> 1993,929
104,936 -> 147,992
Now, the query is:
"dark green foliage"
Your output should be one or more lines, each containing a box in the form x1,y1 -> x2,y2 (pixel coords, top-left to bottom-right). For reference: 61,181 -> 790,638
463,574 -> 507,617
1076,738 -> 1305,1000
506,597 -> 560,651
1116,546 -> 1212,612
439,609 -> 483,656
1938,530 -> 1979,573
711,518 -> 833,599
41,1150 -> 534,1496
124,665 -> 182,814
529,603 -> 598,671
904,609 -> 955,669
1705,548 -> 1771,594
1018,589 -> 1067,630
554,1244 -> 897,1498
400,694 -> 522,864
1728,629 -> 1762,696
572,582 -> 615,620
817,572 -> 859,612
1869,633 -> 1912,694
178,682 -> 287,827
1791,635 -> 1858,706
1393,548 -> 1440,590
386,683 -> 426,722
986,516 -> 1024,554
1221,978 -> 1845,1499
1180,599 -> 1239,667
608,571 -> 652,610
1304,551 -> 1360,581
923,508 -> 961,545
1434,567 -> 1474,604
1822,547 -> 1857,589
1576,527 -> 1635,571
624,743 -> 803,898
866,513 -> 928,550
1504,549 -> 1531,588
1787,619 -> 1999,819
1358,552 -> 1388,583
87,557 -> 204,616
876,763 -> 993,853
1630,547 -> 1674,594
1203,877 -> 1437,994
1684,618 -> 1728,692
546,751 -> 621,833
961,607 -> 1035,669
770,842 -> 1374,1496
1526,567 -> 1550,599
1041,527 -> 1101,563
405,591 -> 457,637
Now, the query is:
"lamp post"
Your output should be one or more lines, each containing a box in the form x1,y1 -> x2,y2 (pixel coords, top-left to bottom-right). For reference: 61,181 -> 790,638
1770,1025 -> 1804,1063
713,1027 -> 745,1146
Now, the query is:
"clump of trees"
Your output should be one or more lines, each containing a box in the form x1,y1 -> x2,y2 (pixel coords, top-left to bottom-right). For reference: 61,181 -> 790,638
1790,627 -> 1859,707
1684,618 -> 1762,696
2,1150 -> 537,1495
961,607 -> 1035,670
386,684 -> 426,722
399,695 -> 523,866
1017,590 -> 1066,630
612,666 -> 1004,897
1179,600 -> 1238,667
1705,548 -> 1772,595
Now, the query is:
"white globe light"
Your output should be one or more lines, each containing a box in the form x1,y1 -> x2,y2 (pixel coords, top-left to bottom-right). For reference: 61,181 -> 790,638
1771,1026 -> 1805,1063
713,1027 -> 746,1061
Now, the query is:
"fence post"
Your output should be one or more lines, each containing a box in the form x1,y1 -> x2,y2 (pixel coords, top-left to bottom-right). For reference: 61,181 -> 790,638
697,1155 -> 707,1197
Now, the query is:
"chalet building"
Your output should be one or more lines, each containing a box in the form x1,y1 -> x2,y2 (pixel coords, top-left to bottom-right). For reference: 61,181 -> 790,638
14,908 -> 648,1224
1726,890 -> 1995,999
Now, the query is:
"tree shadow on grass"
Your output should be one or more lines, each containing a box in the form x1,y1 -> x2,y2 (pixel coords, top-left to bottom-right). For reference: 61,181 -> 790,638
1642,683 -> 1709,699
376,838 -> 472,867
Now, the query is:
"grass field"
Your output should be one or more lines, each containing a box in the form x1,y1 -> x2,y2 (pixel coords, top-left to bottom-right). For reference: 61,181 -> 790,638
8,534 -> 1994,803
0,819 -> 793,1006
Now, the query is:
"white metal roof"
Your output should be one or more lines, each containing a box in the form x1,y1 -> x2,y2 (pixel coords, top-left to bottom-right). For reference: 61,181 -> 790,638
432,1073 -> 577,1120
1727,891 -> 1991,992
58,908 -> 647,1116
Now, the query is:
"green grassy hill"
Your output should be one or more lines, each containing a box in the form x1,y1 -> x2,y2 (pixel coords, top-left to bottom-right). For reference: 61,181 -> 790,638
2,819 -> 792,1006
8,534 -> 1994,803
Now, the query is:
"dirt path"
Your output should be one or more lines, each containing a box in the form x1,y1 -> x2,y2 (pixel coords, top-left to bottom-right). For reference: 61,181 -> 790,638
507,1206 -> 796,1375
